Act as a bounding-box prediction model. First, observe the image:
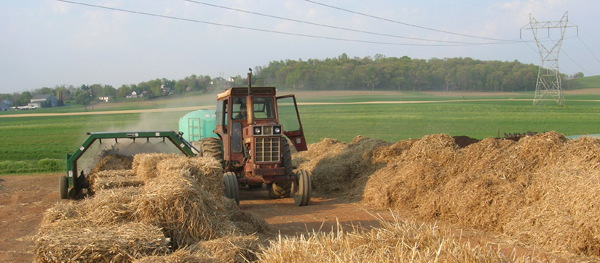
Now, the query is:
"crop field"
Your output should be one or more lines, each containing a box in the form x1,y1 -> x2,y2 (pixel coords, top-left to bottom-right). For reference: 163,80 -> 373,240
1,90 -> 600,173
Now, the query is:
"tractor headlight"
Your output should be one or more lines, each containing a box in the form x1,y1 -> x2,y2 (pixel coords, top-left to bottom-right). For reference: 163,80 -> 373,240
274,126 -> 282,134
254,127 -> 262,135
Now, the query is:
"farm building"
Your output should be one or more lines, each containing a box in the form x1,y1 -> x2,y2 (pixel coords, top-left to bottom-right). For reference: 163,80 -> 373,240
0,101 -> 10,111
29,94 -> 58,108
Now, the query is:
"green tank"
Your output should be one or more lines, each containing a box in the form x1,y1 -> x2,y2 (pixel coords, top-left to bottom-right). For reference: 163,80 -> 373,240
179,109 -> 218,142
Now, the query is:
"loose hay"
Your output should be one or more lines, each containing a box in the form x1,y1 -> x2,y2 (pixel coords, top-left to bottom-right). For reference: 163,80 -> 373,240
133,235 -> 260,263
224,197 -> 272,235
131,155 -> 236,247
92,169 -> 136,178
154,156 -> 224,199
41,187 -> 141,227
132,153 -> 181,180
258,215 -> 530,263
36,153 -> 270,261
301,132 -> 600,258
295,136 -> 390,200
35,222 -> 169,263
89,153 -> 133,174
88,154 -> 135,191
131,171 -> 235,247
91,175 -> 144,191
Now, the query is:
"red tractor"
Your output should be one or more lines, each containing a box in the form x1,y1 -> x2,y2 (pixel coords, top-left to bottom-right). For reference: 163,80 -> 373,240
197,70 -> 311,206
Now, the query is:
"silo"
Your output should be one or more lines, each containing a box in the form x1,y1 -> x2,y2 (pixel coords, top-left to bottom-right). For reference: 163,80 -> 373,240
179,109 -> 217,142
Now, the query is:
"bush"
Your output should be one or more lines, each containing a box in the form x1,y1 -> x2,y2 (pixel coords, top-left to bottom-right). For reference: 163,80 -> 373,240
0,160 -> 34,174
0,159 -> 64,174
37,159 -> 64,172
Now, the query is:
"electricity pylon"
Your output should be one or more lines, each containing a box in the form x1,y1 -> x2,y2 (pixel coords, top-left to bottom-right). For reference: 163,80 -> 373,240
521,12 -> 577,106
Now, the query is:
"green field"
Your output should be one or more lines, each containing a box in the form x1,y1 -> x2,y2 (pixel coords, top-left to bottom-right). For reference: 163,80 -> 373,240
2,90 -> 600,174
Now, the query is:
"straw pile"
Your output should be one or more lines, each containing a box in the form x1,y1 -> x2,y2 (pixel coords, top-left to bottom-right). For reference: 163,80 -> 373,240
89,170 -> 144,191
41,187 -> 141,227
131,153 -> 181,180
87,154 -> 135,193
90,153 -> 133,173
258,214 -> 530,263
35,154 -> 271,262
36,222 -> 170,262
297,132 -> 600,257
294,136 -> 390,199
134,235 -> 260,263
130,156 -> 236,247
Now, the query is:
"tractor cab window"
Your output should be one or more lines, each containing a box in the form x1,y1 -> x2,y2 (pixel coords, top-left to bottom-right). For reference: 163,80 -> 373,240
232,97 -> 247,120
216,100 -> 225,126
252,97 -> 275,119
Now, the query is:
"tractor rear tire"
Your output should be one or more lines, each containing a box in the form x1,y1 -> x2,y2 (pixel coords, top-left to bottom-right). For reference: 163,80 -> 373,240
223,172 -> 240,205
293,170 -> 311,206
200,137 -> 223,162
59,175 -> 69,200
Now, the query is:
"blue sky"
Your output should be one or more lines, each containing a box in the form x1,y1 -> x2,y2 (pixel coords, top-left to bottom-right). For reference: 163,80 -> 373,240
1,0 -> 598,94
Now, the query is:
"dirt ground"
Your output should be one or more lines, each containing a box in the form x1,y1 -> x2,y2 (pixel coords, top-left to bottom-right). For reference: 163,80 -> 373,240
0,173 -> 568,263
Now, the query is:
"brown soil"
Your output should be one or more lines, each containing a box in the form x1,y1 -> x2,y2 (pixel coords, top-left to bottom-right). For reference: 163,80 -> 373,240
563,88 -> 600,94
0,173 -> 568,262
0,174 -> 59,262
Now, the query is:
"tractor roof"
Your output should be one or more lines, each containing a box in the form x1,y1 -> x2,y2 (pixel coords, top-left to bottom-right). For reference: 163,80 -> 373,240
217,87 -> 277,100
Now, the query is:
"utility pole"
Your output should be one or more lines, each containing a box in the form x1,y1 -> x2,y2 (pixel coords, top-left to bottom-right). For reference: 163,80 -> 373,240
521,12 -> 577,106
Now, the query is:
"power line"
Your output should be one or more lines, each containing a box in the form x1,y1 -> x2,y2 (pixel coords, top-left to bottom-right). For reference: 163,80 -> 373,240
452,0 -> 512,13
303,0 -> 517,42
577,36 -> 600,65
56,0 -> 513,47
562,50 -> 593,76
186,0 -> 516,45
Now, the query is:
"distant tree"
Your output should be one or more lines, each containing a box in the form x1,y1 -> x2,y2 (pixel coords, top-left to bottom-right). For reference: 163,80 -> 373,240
571,72 -> 584,79
17,91 -> 32,106
174,81 -> 185,94
161,78 -> 176,90
89,84 -> 102,100
117,85 -> 132,99
36,87 -> 54,95
148,79 -> 162,98
0,93 -> 11,103
101,85 -> 117,98
74,89 -> 91,107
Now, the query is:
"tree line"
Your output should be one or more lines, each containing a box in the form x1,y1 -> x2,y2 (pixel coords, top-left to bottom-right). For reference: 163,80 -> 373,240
1,54 -> 584,107
0,75 -> 216,107
252,53 -> 579,92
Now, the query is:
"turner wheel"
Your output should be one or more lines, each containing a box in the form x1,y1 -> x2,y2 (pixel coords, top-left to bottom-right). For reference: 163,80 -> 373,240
59,175 -> 69,200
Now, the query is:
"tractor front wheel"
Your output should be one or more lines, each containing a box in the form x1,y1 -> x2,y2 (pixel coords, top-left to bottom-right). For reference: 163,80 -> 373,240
223,172 -> 240,205
267,181 -> 292,199
293,170 -> 311,206
59,175 -> 69,199
266,137 -> 294,199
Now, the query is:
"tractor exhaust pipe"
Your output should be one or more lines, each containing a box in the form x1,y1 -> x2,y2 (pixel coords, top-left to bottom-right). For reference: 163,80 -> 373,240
247,68 -> 252,96
247,68 -> 254,124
